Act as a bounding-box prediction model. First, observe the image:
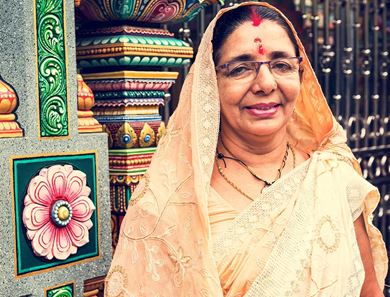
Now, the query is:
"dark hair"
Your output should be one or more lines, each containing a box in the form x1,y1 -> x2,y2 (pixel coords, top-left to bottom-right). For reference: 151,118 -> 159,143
212,5 -> 299,65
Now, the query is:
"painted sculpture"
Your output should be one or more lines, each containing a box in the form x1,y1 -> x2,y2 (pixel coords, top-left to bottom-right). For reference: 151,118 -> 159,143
77,74 -> 103,133
77,0 -> 221,23
22,164 -> 95,261
77,26 -> 193,69
0,75 -> 23,137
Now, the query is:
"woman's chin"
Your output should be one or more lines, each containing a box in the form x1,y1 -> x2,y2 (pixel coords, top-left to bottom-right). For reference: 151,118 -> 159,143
243,124 -> 287,139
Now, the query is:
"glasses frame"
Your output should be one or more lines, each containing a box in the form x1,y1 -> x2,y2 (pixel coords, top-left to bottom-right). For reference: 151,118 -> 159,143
215,56 -> 303,79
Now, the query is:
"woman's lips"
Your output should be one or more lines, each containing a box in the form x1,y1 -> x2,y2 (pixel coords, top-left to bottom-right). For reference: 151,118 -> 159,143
245,103 -> 281,118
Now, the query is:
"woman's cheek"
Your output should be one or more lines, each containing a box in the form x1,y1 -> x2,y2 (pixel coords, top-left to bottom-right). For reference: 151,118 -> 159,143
280,79 -> 300,103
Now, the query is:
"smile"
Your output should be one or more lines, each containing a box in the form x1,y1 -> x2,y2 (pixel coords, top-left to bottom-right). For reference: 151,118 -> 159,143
244,103 -> 281,118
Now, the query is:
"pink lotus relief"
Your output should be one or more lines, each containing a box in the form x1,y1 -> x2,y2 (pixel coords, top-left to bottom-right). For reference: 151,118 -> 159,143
22,164 -> 95,260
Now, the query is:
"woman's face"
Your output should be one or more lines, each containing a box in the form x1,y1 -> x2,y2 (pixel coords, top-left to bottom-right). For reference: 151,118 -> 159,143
216,20 -> 301,140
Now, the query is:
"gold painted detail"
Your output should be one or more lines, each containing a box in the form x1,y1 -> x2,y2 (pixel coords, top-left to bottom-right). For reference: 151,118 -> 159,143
116,123 -> 137,148
0,75 -> 23,137
157,122 -> 166,144
77,74 -> 95,110
109,157 -> 152,167
78,111 -> 103,133
110,174 -> 143,185
58,206 -> 70,220
139,123 -> 155,147
83,289 -> 99,297
77,43 -> 193,58
77,74 -> 102,133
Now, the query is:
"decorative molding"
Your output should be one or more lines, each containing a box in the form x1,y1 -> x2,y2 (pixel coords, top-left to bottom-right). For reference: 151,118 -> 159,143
87,79 -> 176,92
76,26 -> 193,68
93,99 -> 164,108
77,0 -> 221,23
0,75 -> 23,137
77,74 -> 102,133
82,70 -> 178,80
77,25 -> 174,38
78,56 -> 190,69
109,147 -> 156,174
77,35 -> 191,48
35,0 -> 69,137
94,90 -> 165,100
104,121 -> 165,149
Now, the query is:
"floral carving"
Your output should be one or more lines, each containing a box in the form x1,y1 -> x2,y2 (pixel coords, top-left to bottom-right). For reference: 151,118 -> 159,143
22,164 -> 95,260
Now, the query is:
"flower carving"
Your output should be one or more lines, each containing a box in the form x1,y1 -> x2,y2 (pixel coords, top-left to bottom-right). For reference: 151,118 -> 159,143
22,164 -> 95,260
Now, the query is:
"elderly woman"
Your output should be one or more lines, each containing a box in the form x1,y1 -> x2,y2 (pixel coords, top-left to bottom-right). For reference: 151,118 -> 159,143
105,2 -> 387,296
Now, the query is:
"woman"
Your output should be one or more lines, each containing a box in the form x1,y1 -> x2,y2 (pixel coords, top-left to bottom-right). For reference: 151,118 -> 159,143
105,2 -> 387,296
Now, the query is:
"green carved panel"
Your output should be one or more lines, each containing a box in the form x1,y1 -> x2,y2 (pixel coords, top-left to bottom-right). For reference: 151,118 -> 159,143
46,283 -> 74,297
36,0 -> 69,137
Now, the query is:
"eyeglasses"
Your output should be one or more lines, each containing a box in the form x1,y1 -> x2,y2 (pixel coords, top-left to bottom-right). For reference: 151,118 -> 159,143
215,56 -> 302,82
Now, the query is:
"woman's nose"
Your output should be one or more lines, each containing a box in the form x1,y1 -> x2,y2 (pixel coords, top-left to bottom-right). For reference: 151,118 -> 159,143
250,66 -> 277,95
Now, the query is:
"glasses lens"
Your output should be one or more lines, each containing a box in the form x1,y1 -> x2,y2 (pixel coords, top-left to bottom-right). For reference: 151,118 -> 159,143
269,58 -> 300,77
226,62 -> 257,80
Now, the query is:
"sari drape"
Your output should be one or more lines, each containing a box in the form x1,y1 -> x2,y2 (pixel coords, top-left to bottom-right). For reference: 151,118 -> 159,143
209,152 -> 384,296
105,2 -> 387,297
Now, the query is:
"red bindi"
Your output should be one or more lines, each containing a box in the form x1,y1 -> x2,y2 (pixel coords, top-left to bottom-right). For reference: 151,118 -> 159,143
250,7 -> 262,26
254,37 -> 265,55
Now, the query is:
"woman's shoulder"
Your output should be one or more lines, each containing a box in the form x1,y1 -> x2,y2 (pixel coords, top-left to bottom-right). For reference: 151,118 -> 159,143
313,149 -> 377,195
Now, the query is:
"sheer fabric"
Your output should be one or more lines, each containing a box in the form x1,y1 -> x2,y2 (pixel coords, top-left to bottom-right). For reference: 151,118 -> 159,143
105,2 -> 387,297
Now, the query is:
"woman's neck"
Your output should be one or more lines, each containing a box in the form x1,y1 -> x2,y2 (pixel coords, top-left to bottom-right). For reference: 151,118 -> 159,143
218,129 -> 289,168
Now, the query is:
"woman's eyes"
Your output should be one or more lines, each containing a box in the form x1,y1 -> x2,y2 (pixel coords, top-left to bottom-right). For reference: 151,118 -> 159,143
224,60 -> 297,77
271,61 -> 293,71
228,64 -> 252,76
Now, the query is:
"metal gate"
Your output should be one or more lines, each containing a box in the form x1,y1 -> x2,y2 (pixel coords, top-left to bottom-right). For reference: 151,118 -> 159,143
167,0 -> 390,293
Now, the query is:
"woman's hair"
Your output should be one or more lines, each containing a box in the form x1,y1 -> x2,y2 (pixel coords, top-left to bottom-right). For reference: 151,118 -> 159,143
212,5 -> 300,65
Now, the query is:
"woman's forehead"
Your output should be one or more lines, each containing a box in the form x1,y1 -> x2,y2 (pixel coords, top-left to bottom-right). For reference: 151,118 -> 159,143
219,20 -> 296,60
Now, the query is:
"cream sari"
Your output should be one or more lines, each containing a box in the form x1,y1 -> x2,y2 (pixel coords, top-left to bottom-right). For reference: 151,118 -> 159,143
105,2 -> 387,297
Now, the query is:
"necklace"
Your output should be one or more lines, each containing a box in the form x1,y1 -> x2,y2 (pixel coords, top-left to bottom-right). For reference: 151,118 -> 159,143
215,142 -> 296,201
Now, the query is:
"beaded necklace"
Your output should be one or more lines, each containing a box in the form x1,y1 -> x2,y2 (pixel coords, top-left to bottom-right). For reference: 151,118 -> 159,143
216,142 -> 296,201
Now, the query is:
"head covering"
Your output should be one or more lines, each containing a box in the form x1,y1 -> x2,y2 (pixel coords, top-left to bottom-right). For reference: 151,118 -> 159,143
105,3 -> 386,296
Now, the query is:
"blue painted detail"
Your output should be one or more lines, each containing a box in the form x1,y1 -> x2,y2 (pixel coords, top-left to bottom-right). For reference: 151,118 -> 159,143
122,135 -> 131,144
